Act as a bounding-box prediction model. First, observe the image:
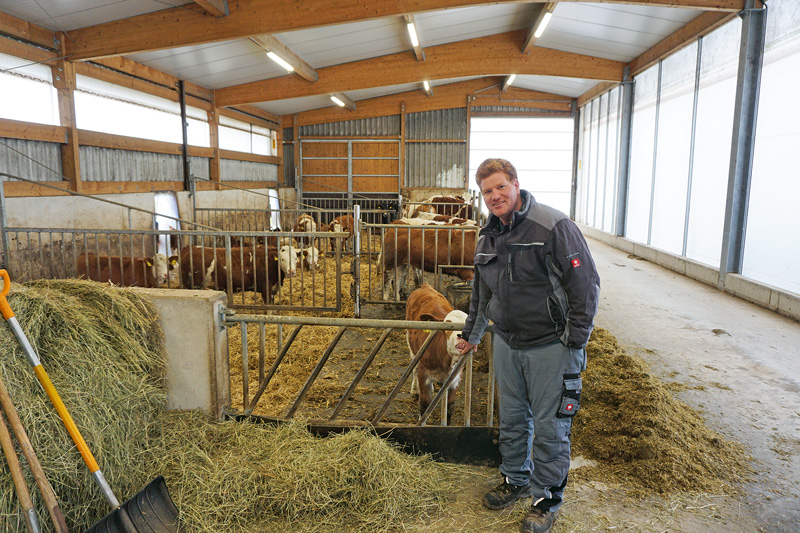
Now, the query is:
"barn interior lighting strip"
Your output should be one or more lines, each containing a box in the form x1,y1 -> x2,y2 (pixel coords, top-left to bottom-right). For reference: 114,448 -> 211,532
267,51 -> 294,72
534,12 -> 553,39
330,95 -> 346,107
423,80 -> 430,91
407,22 -> 420,47
506,74 -> 516,87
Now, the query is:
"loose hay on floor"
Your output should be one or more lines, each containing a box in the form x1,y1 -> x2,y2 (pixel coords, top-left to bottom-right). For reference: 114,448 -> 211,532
157,412 -> 459,532
0,279 -> 460,532
572,327 -> 752,495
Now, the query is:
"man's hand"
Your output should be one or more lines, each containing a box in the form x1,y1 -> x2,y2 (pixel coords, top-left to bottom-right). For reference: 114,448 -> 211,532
456,336 -> 478,355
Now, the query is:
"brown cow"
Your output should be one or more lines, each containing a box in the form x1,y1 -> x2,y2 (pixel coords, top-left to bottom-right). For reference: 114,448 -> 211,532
329,214 -> 355,252
76,252 -> 173,287
178,244 -> 297,304
405,195 -> 474,220
379,224 -> 476,300
405,283 -> 468,424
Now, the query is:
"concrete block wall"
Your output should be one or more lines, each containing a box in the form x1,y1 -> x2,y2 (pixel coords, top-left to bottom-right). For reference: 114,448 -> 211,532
580,224 -> 800,322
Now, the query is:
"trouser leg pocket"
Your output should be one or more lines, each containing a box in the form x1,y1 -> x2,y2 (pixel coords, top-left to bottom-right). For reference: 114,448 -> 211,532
556,373 -> 581,418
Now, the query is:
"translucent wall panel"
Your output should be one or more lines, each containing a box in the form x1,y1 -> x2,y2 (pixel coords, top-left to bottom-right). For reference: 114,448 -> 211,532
469,117 -> 574,215
75,75 -> 209,147
585,101 -> 600,225
592,93 -> 609,228
602,86 -> 622,233
650,43 -> 698,255
627,64 -> 659,244
686,18 -> 741,268
0,53 -> 59,126
577,107 -> 591,223
744,0 -> 800,294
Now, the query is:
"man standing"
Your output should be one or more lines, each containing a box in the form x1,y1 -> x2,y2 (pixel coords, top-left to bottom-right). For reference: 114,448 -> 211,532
457,158 -> 600,533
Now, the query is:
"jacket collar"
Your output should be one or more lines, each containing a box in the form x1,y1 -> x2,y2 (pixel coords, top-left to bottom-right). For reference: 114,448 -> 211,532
480,190 -> 533,236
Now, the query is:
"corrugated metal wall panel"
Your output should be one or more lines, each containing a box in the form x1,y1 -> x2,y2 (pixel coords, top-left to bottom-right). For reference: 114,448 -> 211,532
0,138 -> 62,181
405,142 -> 467,188
472,105 -> 573,115
283,143 -> 296,187
81,147 -> 187,181
406,108 -> 467,140
221,159 -> 277,182
300,116 -> 400,137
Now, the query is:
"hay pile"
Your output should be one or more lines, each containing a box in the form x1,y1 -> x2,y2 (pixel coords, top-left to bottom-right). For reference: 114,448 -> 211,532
0,279 -> 166,530
0,279 -> 458,532
573,327 -> 751,495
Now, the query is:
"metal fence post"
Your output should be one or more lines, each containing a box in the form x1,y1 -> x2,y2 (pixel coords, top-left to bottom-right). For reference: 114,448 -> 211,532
353,204 -> 361,318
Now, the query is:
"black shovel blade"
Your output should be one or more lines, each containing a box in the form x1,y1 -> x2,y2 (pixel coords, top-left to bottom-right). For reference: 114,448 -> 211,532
85,476 -> 181,533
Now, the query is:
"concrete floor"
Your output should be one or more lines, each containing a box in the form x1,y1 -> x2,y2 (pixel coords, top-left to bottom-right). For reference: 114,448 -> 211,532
588,238 -> 800,532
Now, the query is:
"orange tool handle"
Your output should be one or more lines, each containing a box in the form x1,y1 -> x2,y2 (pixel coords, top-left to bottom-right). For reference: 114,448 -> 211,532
0,270 -> 12,319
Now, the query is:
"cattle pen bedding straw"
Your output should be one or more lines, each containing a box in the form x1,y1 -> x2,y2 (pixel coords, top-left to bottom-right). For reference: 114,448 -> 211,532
0,278 -> 754,532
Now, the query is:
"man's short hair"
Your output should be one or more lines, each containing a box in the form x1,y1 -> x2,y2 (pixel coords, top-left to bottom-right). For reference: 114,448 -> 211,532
475,158 -> 517,186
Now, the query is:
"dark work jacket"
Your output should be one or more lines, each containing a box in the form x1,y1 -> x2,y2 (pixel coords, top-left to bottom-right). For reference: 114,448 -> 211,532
462,190 -> 600,349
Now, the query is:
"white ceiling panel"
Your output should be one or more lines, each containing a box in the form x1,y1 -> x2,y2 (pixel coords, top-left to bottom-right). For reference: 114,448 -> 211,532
511,75 -> 600,98
414,4 -> 535,46
0,0 -> 190,32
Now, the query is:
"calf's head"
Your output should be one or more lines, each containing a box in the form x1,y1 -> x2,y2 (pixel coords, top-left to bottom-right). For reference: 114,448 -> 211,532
278,245 -> 298,277
443,310 -> 468,360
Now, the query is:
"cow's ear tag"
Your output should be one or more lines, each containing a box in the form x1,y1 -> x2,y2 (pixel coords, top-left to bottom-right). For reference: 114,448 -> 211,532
275,256 -> 279,261
146,261 -> 152,266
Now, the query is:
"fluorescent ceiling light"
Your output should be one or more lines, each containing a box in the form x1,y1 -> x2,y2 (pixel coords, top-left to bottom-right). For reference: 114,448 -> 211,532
330,95 -> 346,107
267,51 -> 294,72
534,12 -> 552,39
407,23 -> 419,47
423,80 -> 430,91
506,74 -> 516,86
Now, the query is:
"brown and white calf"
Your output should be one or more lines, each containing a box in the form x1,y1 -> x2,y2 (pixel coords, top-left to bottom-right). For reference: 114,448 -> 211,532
178,244 -> 297,304
77,252 -> 174,287
405,283 -> 468,424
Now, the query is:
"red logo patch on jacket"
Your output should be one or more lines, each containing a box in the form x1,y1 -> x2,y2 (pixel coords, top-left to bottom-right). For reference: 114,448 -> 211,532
571,258 -> 581,268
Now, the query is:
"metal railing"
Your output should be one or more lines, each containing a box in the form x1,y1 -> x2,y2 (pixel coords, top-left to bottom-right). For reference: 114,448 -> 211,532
222,312 -> 496,427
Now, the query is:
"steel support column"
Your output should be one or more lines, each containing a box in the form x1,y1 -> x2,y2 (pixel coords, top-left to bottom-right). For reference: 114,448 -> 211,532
569,100 -> 579,220
615,67 -> 635,237
719,1 -> 767,284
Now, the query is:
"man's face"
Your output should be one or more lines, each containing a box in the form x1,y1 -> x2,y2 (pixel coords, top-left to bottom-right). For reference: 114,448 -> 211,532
480,171 -> 521,224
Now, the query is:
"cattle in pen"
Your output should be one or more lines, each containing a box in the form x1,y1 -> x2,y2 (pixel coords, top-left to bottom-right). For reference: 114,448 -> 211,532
378,223 -> 476,300
76,252 -> 174,287
404,195 -> 474,220
405,283 -> 468,425
178,244 -> 298,304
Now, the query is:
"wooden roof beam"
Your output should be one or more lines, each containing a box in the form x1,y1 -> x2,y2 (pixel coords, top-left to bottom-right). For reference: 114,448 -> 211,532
251,36 -> 318,83
63,0 -> 746,61
330,92 -> 357,111
193,0 -> 229,17
521,2 -> 556,54
215,30 -> 625,107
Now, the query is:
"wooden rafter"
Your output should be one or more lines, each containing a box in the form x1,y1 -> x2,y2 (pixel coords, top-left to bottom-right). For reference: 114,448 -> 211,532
521,2 -> 555,54
330,92 -> 357,110
282,77 -> 572,127
216,30 -> 625,107
251,36 -> 318,83
63,0 -> 746,61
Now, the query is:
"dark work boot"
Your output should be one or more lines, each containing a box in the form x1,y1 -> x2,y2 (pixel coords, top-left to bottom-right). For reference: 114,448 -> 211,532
521,505 -> 558,533
482,477 -> 534,510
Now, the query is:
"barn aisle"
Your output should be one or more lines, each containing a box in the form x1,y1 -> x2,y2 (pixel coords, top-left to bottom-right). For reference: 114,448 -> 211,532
587,238 -> 800,531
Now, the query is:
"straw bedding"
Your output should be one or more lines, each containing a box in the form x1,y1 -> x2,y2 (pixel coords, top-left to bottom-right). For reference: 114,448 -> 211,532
0,279 -> 458,532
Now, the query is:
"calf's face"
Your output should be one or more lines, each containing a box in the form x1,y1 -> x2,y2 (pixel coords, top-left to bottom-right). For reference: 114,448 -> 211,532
279,245 -> 298,277
444,310 -> 468,360
150,253 -> 171,286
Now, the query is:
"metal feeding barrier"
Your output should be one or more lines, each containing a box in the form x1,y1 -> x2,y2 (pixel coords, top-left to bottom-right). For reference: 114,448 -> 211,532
221,312 -> 497,428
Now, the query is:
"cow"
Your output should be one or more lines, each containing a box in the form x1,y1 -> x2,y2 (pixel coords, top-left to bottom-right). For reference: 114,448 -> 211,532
178,244 -> 297,304
293,213 -> 318,233
379,224 -> 477,300
404,194 -> 474,220
298,246 -> 320,271
76,252 -> 173,287
329,214 -> 355,252
405,283 -> 468,424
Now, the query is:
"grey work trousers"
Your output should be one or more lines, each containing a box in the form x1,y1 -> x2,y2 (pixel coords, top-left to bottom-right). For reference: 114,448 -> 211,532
493,334 -> 586,511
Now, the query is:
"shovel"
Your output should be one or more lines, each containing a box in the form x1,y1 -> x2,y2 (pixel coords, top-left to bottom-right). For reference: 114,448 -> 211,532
0,270 -> 181,532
